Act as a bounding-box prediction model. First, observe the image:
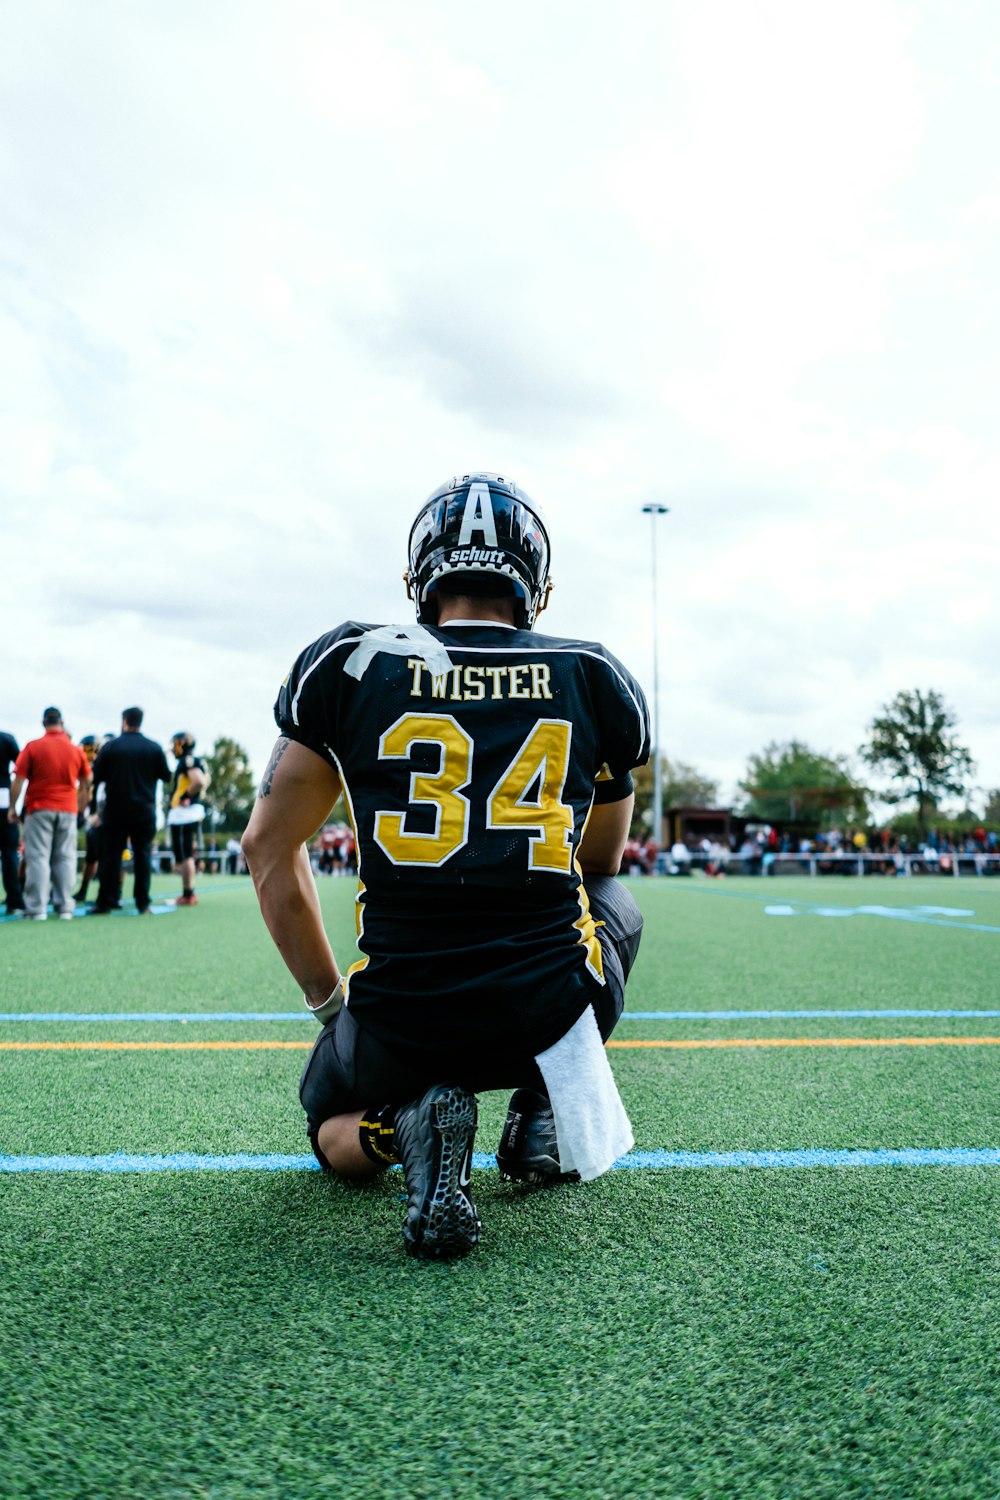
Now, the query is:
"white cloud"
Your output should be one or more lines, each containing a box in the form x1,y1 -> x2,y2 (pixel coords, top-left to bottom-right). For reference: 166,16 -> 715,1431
2,0 -> 999,812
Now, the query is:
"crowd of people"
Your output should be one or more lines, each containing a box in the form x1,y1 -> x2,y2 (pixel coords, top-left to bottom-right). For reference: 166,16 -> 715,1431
311,823 -> 358,876
1,707 -> 211,919
734,823 -> 999,874
622,822 -> 1000,879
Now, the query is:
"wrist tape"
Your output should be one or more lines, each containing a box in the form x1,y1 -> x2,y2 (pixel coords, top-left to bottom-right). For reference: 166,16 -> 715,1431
305,977 -> 344,1026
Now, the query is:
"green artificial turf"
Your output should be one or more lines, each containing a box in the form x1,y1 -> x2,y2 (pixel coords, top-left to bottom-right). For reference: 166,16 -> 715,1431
2,1172 -> 999,1499
2,873 -> 1000,1497
626,875 -> 1000,1016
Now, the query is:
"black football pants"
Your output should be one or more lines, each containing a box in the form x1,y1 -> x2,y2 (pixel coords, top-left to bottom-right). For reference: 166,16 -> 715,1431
299,874 -> 644,1143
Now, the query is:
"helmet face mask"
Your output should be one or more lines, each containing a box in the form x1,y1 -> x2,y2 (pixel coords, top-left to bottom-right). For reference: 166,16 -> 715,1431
405,473 -> 553,629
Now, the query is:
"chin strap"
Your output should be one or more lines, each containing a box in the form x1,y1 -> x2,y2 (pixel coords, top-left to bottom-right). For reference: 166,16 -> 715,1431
304,977 -> 344,1026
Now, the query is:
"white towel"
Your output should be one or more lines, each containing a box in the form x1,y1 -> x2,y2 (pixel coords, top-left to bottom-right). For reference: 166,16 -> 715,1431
166,804 -> 206,826
535,1005 -> 633,1181
343,624 -> 453,682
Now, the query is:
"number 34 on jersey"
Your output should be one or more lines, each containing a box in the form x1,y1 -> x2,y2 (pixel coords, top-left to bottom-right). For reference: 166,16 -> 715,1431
374,712 -> 574,873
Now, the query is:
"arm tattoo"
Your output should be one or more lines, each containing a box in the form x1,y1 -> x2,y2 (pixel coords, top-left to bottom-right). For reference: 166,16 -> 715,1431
258,737 -> 292,797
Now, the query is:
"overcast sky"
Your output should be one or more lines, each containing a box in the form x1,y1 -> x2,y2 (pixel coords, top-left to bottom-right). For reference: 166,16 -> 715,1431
3,0 -> 998,812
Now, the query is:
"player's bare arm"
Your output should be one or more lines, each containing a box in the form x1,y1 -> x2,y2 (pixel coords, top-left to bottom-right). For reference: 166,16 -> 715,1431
183,765 -> 207,797
577,794 -> 634,875
242,736 -> 344,1008
7,773 -> 25,822
77,774 -> 93,816
258,735 -> 291,796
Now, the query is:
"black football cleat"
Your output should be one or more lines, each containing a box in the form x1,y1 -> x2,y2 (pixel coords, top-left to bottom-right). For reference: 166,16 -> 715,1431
394,1085 -> 480,1260
496,1088 -> 581,1186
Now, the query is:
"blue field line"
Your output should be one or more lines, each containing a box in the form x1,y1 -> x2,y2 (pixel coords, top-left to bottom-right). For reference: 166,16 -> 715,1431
624,1008 -> 1000,1021
5,1005 -> 1000,1024
0,1011 -> 315,1023
0,902 -> 177,922
621,1147 -> 1000,1169
0,881 -> 253,923
764,905 -> 1000,934
645,880 -> 1000,933
3,1147 -> 1000,1174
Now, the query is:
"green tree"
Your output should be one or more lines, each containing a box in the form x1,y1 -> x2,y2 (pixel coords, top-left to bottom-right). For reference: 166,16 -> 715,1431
983,788 -> 1000,826
632,756 -> 719,834
739,740 -> 867,829
204,737 -> 256,832
860,688 -> 974,840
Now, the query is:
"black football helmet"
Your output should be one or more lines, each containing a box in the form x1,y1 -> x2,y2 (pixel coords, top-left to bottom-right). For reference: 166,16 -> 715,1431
405,472 -> 553,629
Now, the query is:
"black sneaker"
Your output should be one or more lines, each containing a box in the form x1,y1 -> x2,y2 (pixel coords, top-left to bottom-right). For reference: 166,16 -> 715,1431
394,1085 -> 480,1260
496,1088 -> 580,1185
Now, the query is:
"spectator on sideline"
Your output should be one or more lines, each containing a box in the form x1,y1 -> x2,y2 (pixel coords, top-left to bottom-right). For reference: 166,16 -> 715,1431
620,835 -> 643,875
0,726 -> 26,914
7,708 -> 92,921
670,839 -> 692,873
166,731 -> 209,907
706,838 -> 729,878
242,472 -> 649,1261
315,825 -> 338,875
91,708 -> 170,915
640,834 -> 660,874
73,734 -> 104,905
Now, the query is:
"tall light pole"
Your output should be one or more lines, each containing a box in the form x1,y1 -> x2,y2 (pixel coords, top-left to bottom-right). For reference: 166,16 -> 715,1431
641,503 -> 669,866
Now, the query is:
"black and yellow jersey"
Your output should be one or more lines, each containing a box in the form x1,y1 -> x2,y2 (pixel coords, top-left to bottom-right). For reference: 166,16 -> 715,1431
170,753 -> 206,810
275,620 -> 649,1064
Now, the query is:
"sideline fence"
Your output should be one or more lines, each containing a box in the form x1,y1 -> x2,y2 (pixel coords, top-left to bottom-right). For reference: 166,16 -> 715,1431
680,852 -> 1000,879
50,848 -> 1000,879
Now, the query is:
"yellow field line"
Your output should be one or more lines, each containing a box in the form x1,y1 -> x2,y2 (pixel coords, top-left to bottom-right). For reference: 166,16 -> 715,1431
2,1037 -> 1000,1053
607,1037 -> 1000,1050
0,1041 -> 313,1051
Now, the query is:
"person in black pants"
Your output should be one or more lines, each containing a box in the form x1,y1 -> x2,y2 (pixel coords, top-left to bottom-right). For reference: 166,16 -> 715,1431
0,728 -> 26,913
91,707 -> 170,915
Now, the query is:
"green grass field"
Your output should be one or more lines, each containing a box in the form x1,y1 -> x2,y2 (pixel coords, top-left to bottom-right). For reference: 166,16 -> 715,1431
2,874 -> 999,1498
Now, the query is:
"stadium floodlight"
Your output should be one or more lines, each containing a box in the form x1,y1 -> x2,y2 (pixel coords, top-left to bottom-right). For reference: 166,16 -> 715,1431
641,503 -> 670,868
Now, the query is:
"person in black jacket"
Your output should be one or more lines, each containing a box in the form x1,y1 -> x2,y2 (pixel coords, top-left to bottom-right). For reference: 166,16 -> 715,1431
0,729 -> 26,913
92,707 -> 170,915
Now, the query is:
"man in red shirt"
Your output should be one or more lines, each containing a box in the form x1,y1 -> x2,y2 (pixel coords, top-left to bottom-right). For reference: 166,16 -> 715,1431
8,707 -> 92,921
